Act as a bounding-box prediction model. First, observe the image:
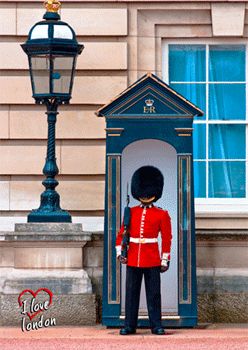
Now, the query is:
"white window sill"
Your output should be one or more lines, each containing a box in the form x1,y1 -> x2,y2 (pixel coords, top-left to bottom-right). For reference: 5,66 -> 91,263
195,199 -> 248,216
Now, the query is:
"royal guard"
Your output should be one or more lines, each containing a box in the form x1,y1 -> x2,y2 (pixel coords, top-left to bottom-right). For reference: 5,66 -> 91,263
116,166 -> 172,335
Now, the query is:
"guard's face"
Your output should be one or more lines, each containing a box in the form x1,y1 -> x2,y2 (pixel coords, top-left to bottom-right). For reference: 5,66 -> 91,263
139,196 -> 155,204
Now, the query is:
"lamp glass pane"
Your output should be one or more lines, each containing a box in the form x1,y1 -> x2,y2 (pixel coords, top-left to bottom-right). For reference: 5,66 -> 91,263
31,55 -> 50,94
52,56 -> 75,94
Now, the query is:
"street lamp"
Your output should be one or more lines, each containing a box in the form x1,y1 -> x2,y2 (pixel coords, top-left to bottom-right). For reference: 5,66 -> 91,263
21,0 -> 83,222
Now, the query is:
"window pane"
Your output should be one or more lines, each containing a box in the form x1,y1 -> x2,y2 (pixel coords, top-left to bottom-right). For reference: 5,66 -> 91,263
209,161 -> 245,198
168,43 -> 248,200
193,124 -> 206,159
209,45 -> 245,82
169,45 -> 206,82
170,83 -> 206,119
194,161 -> 206,198
209,125 -> 245,159
209,84 -> 245,120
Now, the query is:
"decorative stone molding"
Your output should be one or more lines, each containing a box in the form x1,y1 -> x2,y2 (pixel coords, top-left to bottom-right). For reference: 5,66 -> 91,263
211,3 -> 245,36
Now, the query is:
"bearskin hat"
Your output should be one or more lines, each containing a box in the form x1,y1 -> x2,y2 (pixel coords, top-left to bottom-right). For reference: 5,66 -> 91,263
131,166 -> 164,202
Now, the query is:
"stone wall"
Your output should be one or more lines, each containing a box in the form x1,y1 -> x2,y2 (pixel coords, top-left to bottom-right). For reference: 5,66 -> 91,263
1,0 -> 248,229
84,233 -> 104,323
197,231 -> 248,323
0,224 -> 97,326
85,231 -> 248,323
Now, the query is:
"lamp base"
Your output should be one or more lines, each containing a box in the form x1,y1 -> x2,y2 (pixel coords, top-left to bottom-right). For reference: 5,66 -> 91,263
27,209 -> 72,223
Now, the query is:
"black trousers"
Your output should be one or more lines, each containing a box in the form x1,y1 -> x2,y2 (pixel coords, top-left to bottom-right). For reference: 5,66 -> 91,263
125,265 -> 162,329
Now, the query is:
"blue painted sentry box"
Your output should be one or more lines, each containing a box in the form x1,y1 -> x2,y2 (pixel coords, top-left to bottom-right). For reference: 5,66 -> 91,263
96,73 -> 203,327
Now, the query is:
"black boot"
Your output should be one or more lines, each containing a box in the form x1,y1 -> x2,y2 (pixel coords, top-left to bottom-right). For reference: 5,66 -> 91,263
151,327 -> 165,335
120,327 -> 136,335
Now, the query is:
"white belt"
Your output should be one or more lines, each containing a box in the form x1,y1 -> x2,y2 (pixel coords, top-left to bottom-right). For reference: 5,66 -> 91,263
130,237 -> 158,244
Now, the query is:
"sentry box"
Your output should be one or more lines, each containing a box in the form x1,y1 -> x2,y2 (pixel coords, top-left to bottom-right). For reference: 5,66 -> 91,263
96,73 -> 203,328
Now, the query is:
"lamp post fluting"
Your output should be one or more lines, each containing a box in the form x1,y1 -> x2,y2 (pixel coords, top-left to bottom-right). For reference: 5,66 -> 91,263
21,0 -> 83,222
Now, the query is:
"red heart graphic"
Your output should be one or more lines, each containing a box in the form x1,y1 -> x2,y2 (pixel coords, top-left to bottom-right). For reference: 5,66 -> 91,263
18,288 -> 53,321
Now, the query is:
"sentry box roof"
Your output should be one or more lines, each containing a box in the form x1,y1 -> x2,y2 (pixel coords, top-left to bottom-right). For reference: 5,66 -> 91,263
96,73 -> 203,119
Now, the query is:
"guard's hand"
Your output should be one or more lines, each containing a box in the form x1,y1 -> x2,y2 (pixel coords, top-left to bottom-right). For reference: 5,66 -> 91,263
160,261 -> 170,273
118,256 -> 127,264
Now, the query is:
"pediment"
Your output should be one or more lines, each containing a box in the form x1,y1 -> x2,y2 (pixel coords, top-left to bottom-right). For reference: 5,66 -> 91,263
96,73 -> 203,118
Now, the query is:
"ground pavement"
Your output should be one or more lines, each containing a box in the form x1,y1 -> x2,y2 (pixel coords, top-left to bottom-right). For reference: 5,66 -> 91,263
0,324 -> 248,350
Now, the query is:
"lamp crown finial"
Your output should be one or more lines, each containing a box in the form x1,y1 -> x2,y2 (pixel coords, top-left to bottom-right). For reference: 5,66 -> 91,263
44,0 -> 61,13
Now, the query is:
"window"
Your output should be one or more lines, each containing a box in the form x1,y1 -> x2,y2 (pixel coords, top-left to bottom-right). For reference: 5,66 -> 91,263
165,43 -> 247,204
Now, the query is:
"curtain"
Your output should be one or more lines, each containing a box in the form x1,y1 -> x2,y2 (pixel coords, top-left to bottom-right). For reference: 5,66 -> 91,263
169,44 -> 246,198
208,45 -> 245,197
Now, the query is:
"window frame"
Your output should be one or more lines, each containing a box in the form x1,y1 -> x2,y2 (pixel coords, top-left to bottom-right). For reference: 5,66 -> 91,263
162,39 -> 248,213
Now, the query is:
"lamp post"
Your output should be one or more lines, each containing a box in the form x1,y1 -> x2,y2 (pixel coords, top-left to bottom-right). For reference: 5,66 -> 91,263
21,0 -> 83,222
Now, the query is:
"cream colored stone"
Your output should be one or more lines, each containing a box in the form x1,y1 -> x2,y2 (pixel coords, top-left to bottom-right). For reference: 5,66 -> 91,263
155,36 -> 163,75
0,216 -> 104,232
155,9 -> 211,24
72,76 -> 127,105
197,242 -> 248,268
0,75 -> 127,105
0,142 -> 61,175
127,17 -> 139,75
10,180 -> 42,210
128,6 -> 138,36
157,25 -> 212,38
59,181 -> 104,210
211,3 -> 245,36
0,75 -> 33,104
137,12 -> 154,38
243,25 -> 248,36
0,181 -> 10,210
0,42 -> 27,69
0,216 -> 26,232
0,3 -> 16,35
138,37 -> 156,72
9,106 -> 46,139
135,3 -> 211,11
10,180 -> 104,210
196,216 -> 248,230
84,246 -> 103,267
138,10 -> 211,36
0,106 -> 9,139
61,144 -> 105,175
16,3 -> 46,35
78,42 -> 127,70
0,248 -> 14,267
0,42 -> 127,71
14,248 -> 83,268
10,106 -> 106,139
61,8 -> 128,36
57,108 -> 106,139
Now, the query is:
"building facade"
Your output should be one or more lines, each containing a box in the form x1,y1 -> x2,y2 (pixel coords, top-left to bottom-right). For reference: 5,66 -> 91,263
0,0 -> 248,324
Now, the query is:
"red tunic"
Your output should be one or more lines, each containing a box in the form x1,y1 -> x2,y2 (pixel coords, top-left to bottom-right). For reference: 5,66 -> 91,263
116,205 -> 172,268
